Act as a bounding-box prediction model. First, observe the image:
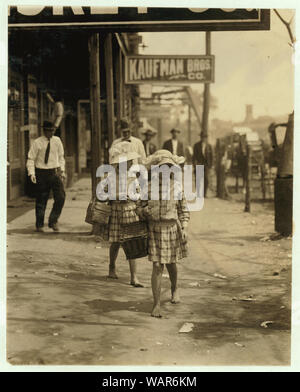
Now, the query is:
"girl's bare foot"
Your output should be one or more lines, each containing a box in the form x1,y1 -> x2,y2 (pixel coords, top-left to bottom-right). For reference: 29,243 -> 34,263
130,281 -> 144,288
151,305 -> 162,318
171,290 -> 180,304
107,270 -> 118,279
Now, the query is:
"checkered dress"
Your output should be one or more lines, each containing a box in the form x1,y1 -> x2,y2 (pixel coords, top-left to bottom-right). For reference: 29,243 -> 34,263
108,201 -> 139,243
147,198 -> 190,264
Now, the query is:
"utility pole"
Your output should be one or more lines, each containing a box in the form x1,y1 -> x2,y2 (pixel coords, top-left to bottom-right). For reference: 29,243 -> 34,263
157,117 -> 162,148
201,31 -> 211,138
88,33 -> 102,197
185,86 -> 202,131
188,104 -> 192,145
116,47 -> 124,138
104,33 -> 115,148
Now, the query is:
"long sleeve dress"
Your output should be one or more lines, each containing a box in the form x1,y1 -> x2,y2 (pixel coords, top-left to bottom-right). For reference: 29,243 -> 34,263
138,181 -> 190,264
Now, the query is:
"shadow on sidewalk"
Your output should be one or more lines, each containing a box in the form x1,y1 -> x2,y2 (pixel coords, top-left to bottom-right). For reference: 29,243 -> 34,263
7,228 -> 98,245
7,316 -> 139,328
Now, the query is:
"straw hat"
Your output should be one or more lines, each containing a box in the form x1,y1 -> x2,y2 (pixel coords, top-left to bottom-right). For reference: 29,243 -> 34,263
119,118 -> 131,131
143,149 -> 185,169
141,128 -> 157,136
170,128 -> 181,134
109,141 -> 140,165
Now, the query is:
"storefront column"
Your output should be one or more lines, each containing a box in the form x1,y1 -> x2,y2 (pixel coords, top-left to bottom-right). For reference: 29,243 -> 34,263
115,47 -> 124,138
88,33 -> 102,197
104,33 -> 115,147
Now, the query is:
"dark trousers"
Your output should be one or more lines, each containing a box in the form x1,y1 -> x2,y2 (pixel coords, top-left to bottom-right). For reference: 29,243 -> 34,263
195,165 -> 209,198
35,168 -> 65,228
204,168 -> 209,198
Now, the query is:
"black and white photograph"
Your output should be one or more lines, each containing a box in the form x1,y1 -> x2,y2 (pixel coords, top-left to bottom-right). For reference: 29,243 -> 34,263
3,1 -> 300,370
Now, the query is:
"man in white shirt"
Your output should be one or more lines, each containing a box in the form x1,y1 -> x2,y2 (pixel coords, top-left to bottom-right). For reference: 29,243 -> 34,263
111,118 -> 146,163
26,120 -> 66,232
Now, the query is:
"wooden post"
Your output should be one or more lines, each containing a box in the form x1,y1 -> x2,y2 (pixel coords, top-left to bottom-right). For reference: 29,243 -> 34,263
244,144 -> 251,212
88,33 -> 102,197
260,151 -> 266,201
122,57 -> 127,117
104,33 -> 115,148
188,104 -> 192,146
115,48 -> 123,138
216,139 -> 221,198
216,139 -> 227,199
201,31 -> 211,138
185,86 -> 202,130
157,118 -> 162,149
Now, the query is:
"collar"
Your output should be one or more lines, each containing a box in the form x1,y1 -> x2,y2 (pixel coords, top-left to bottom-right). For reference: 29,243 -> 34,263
122,136 -> 132,142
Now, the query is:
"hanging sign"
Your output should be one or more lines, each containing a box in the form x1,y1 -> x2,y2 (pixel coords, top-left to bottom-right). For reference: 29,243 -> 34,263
125,55 -> 215,85
8,7 -> 270,31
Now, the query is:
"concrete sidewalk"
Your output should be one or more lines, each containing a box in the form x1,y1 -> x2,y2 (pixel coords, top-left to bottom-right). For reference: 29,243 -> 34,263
6,177 -> 292,366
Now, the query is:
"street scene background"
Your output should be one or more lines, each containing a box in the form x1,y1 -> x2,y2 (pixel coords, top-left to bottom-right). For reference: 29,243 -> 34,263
5,6 -> 295,367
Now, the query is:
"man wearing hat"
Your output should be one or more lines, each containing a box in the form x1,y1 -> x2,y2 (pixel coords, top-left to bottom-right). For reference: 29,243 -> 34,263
111,118 -> 146,162
26,120 -> 66,232
142,128 -> 157,157
162,128 -> 184,157
193,132 -> 213,198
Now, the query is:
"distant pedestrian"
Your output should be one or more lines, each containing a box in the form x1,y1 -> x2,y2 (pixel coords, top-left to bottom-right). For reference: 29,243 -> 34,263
185,145 -> 193,165
162,128 -> 184,157
26,120 -> 66,232
137,150 -> 190,318
112,118 -> 146,162
193,132 -> 213,198
46,92 -> 64,138
142,128 -> 157,156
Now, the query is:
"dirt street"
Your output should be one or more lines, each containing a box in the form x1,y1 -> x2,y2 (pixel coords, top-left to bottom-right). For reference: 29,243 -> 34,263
6,177 -> 292,366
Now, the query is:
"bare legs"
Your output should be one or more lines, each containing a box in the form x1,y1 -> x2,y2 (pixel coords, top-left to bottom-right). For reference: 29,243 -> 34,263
151,262 -> 179,318
128,259 -> 143,287
108,242 -> 120,279
108,242 -> 143,286
166,263 -> 180,303
151,263 -> 164,318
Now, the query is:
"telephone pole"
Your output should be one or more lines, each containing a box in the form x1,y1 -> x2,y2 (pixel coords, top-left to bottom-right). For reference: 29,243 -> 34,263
201,31 -> 211,138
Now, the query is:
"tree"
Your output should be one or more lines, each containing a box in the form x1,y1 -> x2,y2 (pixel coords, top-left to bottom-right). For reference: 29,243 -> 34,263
274,9 -> 295,48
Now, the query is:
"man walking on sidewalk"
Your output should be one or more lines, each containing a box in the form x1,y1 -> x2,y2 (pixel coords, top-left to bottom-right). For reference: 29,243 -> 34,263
111,118 -> 146,162
26,120 -> 66,232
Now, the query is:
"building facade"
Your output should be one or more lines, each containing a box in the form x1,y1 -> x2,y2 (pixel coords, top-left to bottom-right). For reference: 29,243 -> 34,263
8,28 -> 141,200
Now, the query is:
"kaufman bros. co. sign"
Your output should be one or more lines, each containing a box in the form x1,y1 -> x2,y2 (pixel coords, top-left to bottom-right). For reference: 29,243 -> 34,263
8,7 -> 270,31
125,55 -> 215,85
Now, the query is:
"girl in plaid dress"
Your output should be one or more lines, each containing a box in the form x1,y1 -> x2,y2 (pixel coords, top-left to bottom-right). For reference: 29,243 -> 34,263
139,150 -> 190,318
101,141 -> 145,287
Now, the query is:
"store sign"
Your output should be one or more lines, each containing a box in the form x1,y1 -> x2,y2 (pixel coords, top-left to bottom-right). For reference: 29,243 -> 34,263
8,7 -> 270,31
125,55 -> 214,85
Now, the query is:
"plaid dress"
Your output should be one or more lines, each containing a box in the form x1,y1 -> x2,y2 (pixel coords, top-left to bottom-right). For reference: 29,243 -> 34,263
101,173 -> 141,243
143,197 -> 190,264
108,199 -> 144,243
